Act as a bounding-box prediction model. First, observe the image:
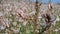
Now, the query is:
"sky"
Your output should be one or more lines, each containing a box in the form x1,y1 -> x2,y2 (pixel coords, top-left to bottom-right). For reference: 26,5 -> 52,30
31,0 -> 60,4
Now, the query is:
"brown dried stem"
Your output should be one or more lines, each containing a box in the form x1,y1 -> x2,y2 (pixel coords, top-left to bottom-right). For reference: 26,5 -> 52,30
33,0 -> 41,34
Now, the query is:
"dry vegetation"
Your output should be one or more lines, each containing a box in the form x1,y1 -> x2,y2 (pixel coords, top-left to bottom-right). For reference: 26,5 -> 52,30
0,0 -> 60,34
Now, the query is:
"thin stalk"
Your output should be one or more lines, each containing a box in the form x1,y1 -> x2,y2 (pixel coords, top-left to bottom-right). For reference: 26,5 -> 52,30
33,0 -> 40,34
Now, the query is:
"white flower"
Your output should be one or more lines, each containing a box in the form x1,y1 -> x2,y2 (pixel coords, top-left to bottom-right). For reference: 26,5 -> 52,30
54,29 -> 58,32
38,16 -> 42,19
36,30 -> 39,33
56,16 -> 60,21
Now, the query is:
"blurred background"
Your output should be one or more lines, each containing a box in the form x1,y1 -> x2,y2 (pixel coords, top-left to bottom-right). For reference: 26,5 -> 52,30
0,0 -> 60,34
